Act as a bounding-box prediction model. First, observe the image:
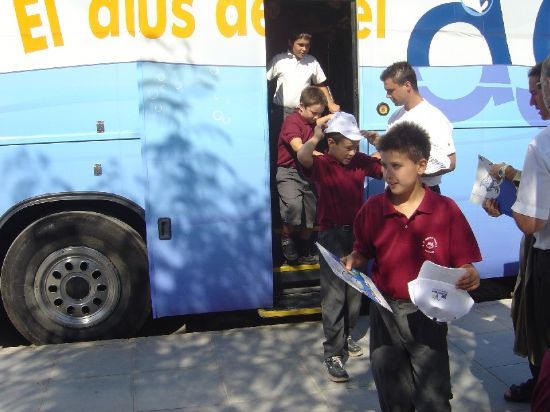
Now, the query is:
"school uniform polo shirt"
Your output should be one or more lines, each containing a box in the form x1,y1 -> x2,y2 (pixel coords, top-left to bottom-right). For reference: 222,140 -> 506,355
353,187 -> 482,300
277,111 -> 315,168
304,153 -> 382,230
266,51 -> 327,109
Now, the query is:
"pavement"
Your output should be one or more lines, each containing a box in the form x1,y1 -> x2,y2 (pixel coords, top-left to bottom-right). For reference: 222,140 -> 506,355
0,298 -> 534,412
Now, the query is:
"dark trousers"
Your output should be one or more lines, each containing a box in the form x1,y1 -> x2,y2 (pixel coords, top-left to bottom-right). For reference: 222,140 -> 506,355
319,226 -> 362,359
370,299 -> 451,412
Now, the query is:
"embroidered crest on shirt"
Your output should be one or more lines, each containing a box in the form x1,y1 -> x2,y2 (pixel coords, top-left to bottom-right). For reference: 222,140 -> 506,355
422,236 -> 438,254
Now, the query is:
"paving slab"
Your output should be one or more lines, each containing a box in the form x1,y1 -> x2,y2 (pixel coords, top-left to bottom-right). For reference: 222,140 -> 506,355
41,375 -> 133,412
133,365 -> 226,411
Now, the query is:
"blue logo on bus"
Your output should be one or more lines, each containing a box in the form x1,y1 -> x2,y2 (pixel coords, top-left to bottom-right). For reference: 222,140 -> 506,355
461,0 -> 493,16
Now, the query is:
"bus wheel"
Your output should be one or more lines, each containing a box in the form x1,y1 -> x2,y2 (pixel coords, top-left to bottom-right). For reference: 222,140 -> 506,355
0,211 -> 150,344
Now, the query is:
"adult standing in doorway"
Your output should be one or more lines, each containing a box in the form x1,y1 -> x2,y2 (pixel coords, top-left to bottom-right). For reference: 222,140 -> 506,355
365,61 -> 455,193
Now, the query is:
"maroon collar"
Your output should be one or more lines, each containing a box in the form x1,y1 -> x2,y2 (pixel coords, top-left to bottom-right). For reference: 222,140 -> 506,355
382,185 -> 434,217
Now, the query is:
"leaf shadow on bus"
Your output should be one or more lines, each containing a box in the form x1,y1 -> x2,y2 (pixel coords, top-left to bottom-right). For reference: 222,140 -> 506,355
139,61 -> 274,317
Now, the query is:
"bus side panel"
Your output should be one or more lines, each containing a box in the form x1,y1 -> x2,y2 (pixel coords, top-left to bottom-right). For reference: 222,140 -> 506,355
0,64 -> 142,139
0,64 -> 145,215
0,140 -> 145,214
140,62 -> 273,317
359,64 -> 542,278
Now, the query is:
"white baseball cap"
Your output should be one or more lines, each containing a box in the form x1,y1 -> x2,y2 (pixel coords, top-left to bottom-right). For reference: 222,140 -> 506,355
407,260 -> 475,323
325,112 -> 363,141
408,278 -> 474,323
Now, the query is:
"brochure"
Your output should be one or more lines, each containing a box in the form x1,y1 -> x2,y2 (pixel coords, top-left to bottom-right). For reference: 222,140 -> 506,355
470,154 -> 517,217
316,243 -> 392,312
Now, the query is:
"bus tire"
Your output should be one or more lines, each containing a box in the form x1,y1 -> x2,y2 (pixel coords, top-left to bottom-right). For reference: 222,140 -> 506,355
0,211 -> 150,344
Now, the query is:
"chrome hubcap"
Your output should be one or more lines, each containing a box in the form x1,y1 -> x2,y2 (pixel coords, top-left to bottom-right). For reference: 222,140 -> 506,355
34,246 -> 121,328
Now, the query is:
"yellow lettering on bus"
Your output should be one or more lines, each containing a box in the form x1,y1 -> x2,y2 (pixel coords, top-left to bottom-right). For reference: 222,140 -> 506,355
89,0 -> 120,38
126,0 -> 136,36
139,0 -> 167,39
172,0 -> 195,38
216,0 -> 247,38
357,0 -> 385,39
357,0 -> 373,39
250,0 -> 264,36
377,0 -> 386,38
14,0 -> 48,53
44,0 -> 63,47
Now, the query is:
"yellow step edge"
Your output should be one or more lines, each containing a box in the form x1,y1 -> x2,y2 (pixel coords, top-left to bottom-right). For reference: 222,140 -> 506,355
258,307 -> 321,318
272,226 -> 321,234
273,263 -> 320,272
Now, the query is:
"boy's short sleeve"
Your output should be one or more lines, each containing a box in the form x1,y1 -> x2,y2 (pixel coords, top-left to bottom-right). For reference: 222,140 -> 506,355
448,199 -> 482,267
356,153 -> 383,179
311,59 -> 327,85
352,199 -> 377,260
266,54 -> 281,81
302,155 -> 327,181
279,114 -> 311,147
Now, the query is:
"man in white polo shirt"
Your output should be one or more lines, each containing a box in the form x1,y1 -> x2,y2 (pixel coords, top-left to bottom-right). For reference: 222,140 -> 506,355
365,61 -> 456,194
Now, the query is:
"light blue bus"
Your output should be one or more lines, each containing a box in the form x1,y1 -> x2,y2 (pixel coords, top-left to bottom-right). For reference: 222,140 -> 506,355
0,0 -> 548,343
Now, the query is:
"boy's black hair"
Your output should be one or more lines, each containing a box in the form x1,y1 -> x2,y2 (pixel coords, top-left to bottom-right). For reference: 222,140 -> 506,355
288,32 -> 312,43
380,61 -> 418,91
300,86 -> 327,108
325,132 -> 347,143
378,122 -> 431,163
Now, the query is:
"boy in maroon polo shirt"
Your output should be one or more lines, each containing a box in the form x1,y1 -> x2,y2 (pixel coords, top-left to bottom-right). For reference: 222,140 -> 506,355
343,122 -> 481,410
276,86 -> 332,263
297,112 -> 382,382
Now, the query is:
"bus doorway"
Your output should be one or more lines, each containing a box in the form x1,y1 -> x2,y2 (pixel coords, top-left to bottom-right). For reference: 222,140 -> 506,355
264,0 -> 358,117
263,0 -> 358,313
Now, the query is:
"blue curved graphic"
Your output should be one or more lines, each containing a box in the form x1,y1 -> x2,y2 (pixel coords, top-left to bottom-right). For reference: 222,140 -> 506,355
534,0 -> 550,62
408,0 -> 510,66
417,66 -> 514,123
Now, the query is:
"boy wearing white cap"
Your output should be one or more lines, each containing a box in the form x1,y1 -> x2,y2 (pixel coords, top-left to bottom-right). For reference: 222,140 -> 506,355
343,122 -> 481,410
298,111 -> 382,382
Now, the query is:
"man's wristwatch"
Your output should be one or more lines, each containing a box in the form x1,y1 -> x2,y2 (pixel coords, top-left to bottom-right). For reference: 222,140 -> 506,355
497,164 -> 508,179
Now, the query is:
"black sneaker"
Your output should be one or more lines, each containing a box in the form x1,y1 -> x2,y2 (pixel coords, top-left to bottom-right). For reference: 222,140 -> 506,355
297,254 -> 319,265
324,356 -> 349,382
281,237 -> 298,262
346,336 -> 363,357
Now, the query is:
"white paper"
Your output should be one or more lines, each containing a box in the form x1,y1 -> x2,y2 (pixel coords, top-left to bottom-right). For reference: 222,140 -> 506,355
470,154 -> 501,204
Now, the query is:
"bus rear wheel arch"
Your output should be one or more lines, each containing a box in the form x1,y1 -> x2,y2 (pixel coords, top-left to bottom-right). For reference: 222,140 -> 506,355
0,211 -> 150,344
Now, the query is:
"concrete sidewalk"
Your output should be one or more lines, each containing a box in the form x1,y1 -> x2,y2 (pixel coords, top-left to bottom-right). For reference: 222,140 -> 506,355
0,299 -> 532,411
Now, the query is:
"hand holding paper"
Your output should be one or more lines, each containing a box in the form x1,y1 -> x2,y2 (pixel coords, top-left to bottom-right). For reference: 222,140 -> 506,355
316,243 -> 392,312
470,154 -> 517,217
